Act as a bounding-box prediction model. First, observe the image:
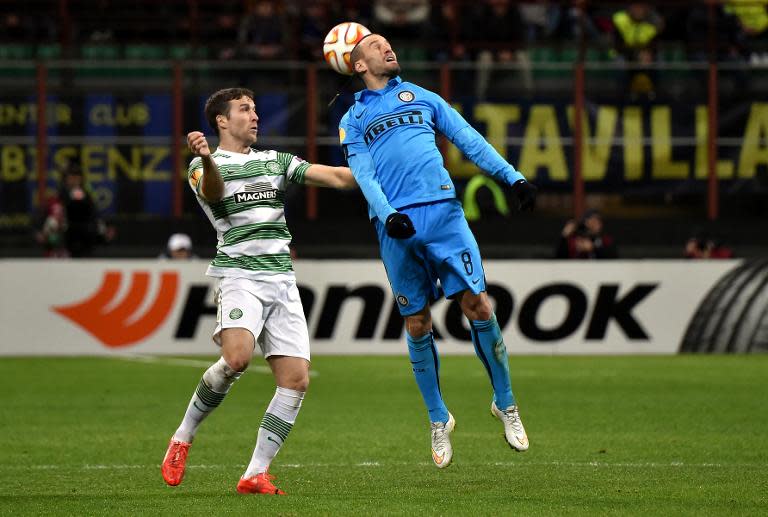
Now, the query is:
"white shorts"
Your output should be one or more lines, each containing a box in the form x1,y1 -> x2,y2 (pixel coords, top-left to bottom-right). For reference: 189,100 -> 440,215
213,275 -> 310,361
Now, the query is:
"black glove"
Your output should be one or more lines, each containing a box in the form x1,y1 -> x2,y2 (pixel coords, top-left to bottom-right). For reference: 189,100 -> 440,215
511,179 -> 537,211
385,212 -> 416,239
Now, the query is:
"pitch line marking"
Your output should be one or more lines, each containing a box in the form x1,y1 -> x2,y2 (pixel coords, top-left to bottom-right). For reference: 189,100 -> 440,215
16,461 -> 765,471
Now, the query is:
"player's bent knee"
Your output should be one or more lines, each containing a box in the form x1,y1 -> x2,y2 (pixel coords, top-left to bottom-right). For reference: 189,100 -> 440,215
295,376 -> 310,392
220,328 -> 256,372
271,356 -> 310,392
405,311 -> 432,337
225,355 -> 251,373
279,374 -> 309,392
406,322 -> 428,338
281,369 -> 309,392
221,350 -> 252,373
470,305 -> 493,321
460,292 -> 493,321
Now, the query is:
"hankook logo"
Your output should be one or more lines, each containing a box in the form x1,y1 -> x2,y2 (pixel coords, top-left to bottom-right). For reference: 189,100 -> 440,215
53,271 -> 179,348
175,282 -> 658,343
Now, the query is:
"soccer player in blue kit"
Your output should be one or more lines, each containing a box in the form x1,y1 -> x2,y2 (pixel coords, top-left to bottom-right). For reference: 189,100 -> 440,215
339,34 -> 538,468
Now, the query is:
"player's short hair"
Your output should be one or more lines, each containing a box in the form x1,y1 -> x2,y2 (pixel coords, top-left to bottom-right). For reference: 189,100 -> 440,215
204,87 -> 255,136
350,34 -> 374,73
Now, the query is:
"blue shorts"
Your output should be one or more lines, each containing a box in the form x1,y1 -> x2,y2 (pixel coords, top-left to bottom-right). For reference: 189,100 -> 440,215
375,199 -> 486,316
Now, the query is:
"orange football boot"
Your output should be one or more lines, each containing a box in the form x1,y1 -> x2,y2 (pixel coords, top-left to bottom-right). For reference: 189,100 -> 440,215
161,438 -> 191,486
236,472 -> 286,495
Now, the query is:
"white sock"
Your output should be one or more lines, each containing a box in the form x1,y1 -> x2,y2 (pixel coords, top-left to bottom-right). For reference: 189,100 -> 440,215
173,357 -> 242,443
243,387 -> 305,478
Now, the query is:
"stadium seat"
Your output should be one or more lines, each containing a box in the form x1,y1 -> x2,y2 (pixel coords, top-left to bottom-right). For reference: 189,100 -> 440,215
529,46 -> 562,80
0,45 -> 35,78
585,47 -> 614,80
169,45 -> 210,60
397,46 -> 428,63
169,45 -> 192,60
0,44 -> 35,60
74,45 -> 121,79
80,44 -> 121,60
657,44 -> 690,81
657,45 -> 685,63
36,44 -> 62,59
123,45 -> 170,78
124,44 -> 167,60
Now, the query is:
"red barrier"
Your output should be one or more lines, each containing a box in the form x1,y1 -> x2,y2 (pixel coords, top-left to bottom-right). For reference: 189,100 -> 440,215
36,63 -> 48,210
172,62 -> 184,218
306,64 -> 318,220
707,1 -> 720,221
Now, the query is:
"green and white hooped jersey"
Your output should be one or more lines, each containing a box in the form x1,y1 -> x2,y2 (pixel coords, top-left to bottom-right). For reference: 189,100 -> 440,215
188,148 -> 309,279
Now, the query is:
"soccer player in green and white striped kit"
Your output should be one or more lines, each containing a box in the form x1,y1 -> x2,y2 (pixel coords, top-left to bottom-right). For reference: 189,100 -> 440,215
161,88 -> 356,495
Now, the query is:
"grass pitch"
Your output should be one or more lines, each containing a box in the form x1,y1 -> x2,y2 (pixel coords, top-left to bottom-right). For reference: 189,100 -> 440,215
0,355 -> 766,516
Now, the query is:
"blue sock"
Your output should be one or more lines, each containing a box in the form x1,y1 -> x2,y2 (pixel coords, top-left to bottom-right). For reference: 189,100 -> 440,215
407,331 -> 449,423
470,314 -> 515,409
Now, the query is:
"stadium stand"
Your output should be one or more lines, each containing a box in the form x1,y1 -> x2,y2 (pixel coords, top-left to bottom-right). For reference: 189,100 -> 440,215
1,1 -> 767,259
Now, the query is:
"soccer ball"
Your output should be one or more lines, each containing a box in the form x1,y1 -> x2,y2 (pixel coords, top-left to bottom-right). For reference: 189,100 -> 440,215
323,22 -> 371,75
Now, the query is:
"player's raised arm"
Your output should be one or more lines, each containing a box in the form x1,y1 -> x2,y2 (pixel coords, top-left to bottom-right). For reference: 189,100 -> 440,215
429,92 -> 523,185
187,131 -> 224,202
429,93 -> 537,210
303,164 -> 358,189
451,123 -> 537,210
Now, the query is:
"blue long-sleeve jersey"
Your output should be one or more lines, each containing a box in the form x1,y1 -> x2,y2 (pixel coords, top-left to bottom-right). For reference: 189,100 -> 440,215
339,76 -> 526,222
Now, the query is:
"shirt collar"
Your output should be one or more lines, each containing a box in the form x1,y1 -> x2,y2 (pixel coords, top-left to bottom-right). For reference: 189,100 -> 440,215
354,76 -> 403,102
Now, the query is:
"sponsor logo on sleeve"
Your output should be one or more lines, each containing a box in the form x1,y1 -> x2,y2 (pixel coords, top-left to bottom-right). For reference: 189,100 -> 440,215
189,170 -> 202,189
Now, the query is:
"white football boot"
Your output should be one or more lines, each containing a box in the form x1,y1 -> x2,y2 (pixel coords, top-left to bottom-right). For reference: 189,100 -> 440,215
491,402 -> 529,451
430,412 -> 456,468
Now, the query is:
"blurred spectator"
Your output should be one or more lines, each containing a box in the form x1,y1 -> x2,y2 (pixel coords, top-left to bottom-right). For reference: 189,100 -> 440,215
519,3 -> 550,44
2,7 -> 57,43
611,3 -> 664,99
372,0 -> 431,41
469,0 -> 525,99
590,5 -> 620,42
58,163 -> 114,257
1,12 -> 28,41
160,233 -> 197,260
686,5 -> 744,62
294,0 -> 339,61
546,2 -> 600,42
556,209 -> 618,259
684,231 -> 734,259
427,1 -> 470,61
724,0 -> 768,62
612,3 -> 663,60
206,12 -> 240,59
468,0 -> 524,62
339,0 -> 372,27
36,199 -> 68,258
76,0 -> 116,43
725,0 -> 768,37
238,0 -> 287,60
